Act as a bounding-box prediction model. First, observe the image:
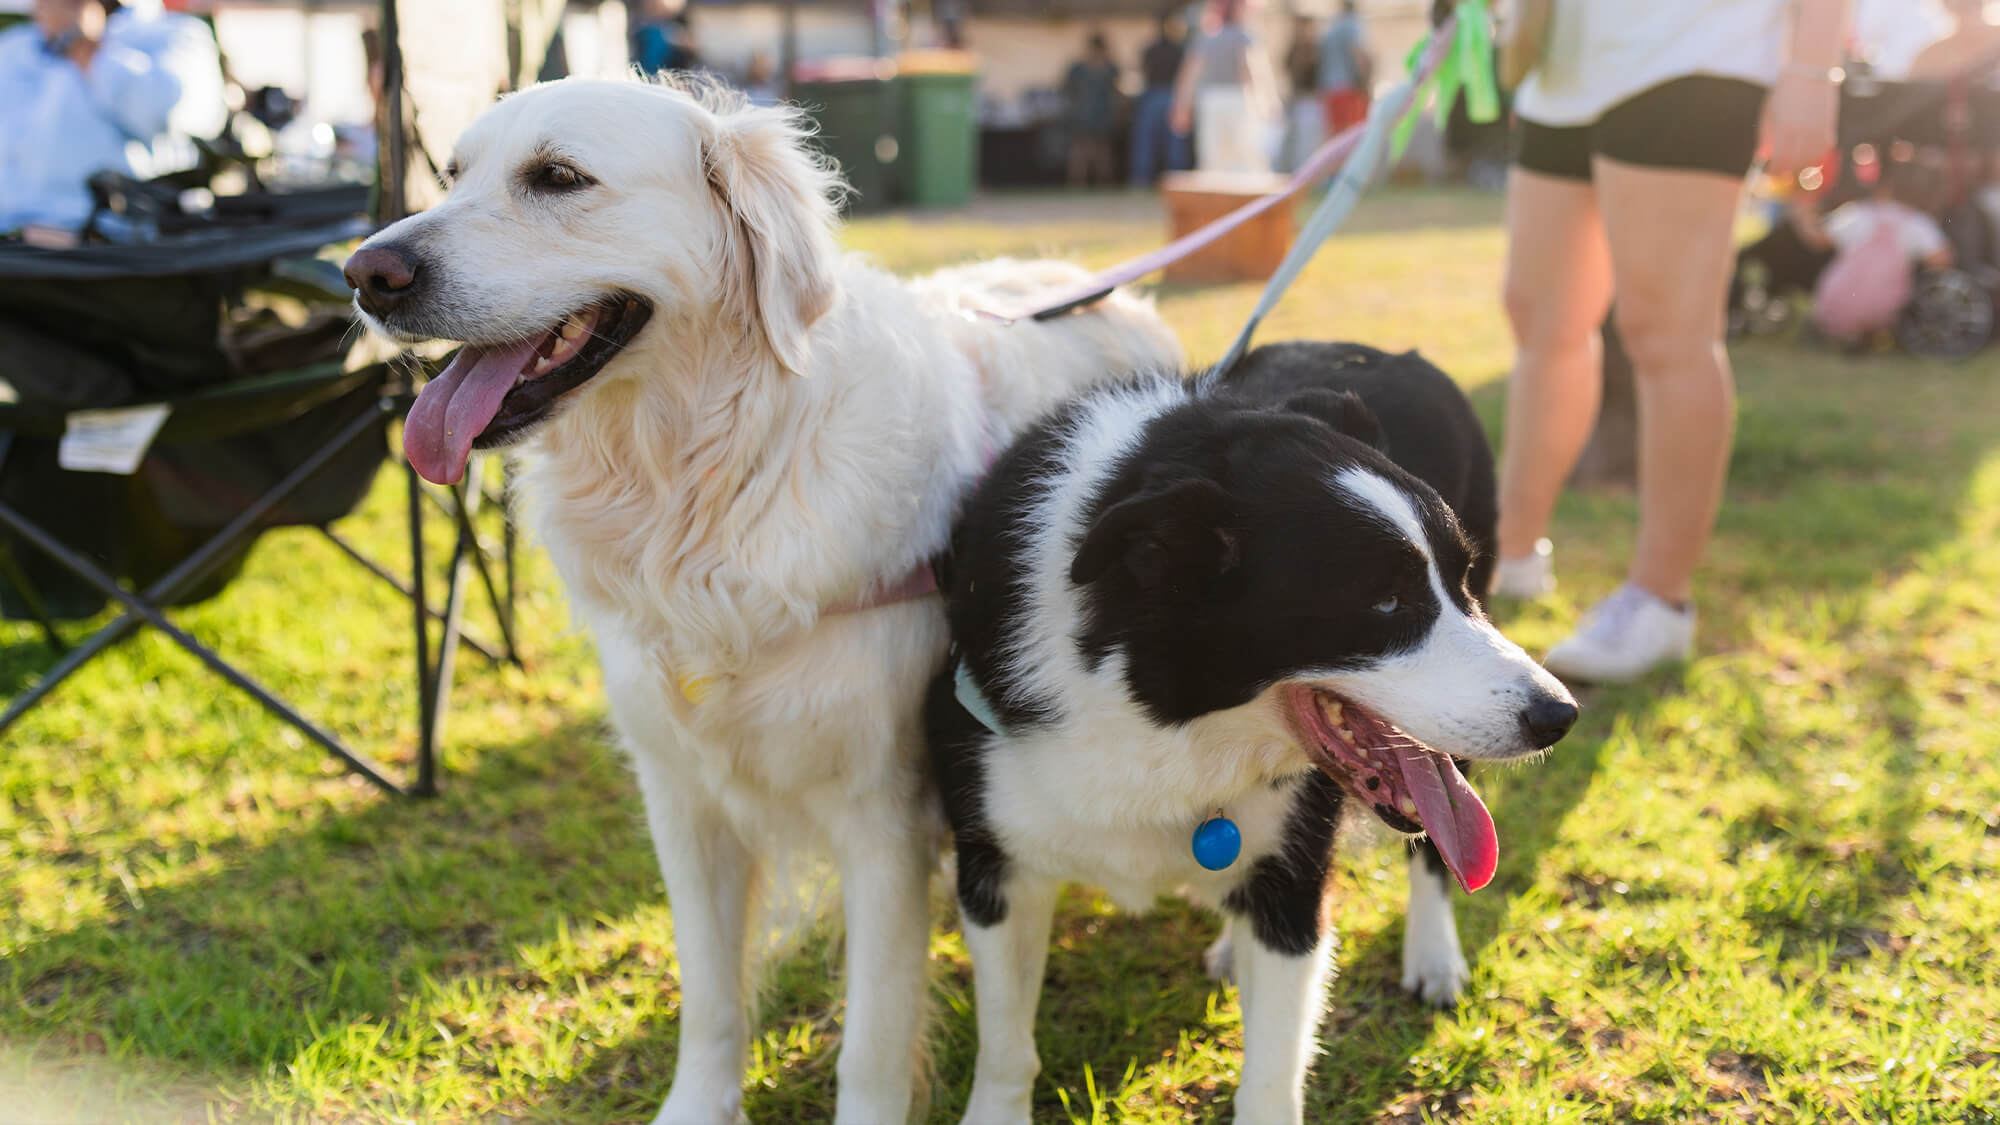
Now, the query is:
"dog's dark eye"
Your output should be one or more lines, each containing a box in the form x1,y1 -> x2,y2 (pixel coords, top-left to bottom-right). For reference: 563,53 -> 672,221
1372,595 -> 1399,615
531,162 -> 591,192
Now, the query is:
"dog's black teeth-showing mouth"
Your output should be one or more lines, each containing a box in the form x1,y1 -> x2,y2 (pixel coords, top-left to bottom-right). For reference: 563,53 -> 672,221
475,294 -> 654,449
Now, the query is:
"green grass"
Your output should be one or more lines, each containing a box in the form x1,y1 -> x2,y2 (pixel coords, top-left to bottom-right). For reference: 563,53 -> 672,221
3,188 -> 1998,1124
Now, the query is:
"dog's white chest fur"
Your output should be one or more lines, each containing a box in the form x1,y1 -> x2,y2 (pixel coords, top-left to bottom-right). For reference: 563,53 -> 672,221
977,699 -> 1311,911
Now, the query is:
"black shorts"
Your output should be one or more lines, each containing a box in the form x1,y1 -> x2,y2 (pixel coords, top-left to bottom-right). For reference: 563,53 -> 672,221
1514,75 -> 1769,182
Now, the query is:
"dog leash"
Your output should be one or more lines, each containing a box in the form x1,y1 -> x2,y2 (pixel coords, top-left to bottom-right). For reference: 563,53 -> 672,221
839,8 -> 1496,625
1204,5 -> 1495,385
984,4 -> 1494,330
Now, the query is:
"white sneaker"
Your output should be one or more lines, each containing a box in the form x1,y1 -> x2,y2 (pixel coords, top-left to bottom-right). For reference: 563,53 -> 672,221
1543,584 -> 1696,683
1490,538 -> 1556,599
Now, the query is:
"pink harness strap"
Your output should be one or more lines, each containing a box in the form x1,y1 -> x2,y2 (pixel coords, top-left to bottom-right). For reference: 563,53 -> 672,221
833,426 -> 1001,615
830,564 -> 940,614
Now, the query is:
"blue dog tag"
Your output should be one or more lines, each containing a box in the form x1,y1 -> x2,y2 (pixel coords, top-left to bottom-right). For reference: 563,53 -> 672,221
1191,814 -> 1241,871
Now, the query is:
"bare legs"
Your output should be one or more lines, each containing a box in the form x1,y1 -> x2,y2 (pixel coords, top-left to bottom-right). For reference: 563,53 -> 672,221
1496,169 -> 1614,562
1497,161 -> 1745,605
1593,160 -> 1745,604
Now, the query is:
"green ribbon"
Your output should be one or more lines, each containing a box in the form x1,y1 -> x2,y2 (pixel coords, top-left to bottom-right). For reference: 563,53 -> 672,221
1391,0 -> 1501,162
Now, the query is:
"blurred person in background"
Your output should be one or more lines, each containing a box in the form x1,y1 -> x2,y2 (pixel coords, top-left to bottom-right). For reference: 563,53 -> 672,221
1064,30 -> 1121,187
1317,0 -> 1372,136
1810,156 -> 1954,345
632,0 -> 697,78
1171,0 -> 1278,174
0,0 -> 226,243
1490,0 -> 1847,682
1851,0 -> 1952,79
740,50 -> 781,107
1279,12 -> 1321,171
1909,0 -> 2000,78
1130,9 -> 1192,184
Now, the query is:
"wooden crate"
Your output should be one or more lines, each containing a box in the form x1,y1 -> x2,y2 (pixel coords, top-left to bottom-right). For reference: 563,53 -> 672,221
1159,171 -> 1295,284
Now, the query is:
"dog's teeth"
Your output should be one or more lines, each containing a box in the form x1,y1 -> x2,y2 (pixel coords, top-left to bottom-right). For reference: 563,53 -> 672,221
1322,699 -> 1343,723
560,319 -> 585,341
1338,727 -> 1355,744
1400,797 -> 1418,817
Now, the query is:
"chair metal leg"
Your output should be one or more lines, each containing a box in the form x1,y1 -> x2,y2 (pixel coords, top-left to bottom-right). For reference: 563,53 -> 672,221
416,464 -> 522,667
448,484 -> 518,665
407,460 -> 437,798
0,391 -> 513,799
0,403 -> 386,742
317,526 -> 502,664
0,541 -> 66,655
419,464 -> 488,772
0,612 -> 130,737
500,465 -> 520,665
0,501 -> 408,796
503,515 -> 519,659
0,431 -> 64,653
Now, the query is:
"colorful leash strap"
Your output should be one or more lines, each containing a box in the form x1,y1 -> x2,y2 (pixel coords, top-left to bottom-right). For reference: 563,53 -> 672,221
1203,4 -> 1497,388
987,3 -> 1496,328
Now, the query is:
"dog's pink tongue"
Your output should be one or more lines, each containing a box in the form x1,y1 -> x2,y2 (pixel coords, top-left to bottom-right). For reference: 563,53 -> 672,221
404,341 -> 540,485
1397,746 -> 1498,893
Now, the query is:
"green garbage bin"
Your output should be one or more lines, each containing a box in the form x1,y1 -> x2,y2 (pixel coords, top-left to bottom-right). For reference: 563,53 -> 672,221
792,60 -> 902,213
896,51 -> 979,209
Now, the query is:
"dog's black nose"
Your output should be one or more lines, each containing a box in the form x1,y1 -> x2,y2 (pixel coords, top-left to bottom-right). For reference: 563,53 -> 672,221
343,244 -> 419,318
1519,694 -> 1578,749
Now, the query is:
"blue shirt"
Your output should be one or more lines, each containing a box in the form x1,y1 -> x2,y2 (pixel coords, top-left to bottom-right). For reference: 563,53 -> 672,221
0,1 -> 226,233
633,22 -> 693,77
1317,13 -> 1367,94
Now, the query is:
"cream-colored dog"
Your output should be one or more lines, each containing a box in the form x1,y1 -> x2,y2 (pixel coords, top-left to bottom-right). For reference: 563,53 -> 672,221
344,77 -> 1181,1124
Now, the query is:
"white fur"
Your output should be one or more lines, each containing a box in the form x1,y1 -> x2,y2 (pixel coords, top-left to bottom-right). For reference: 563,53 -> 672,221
1234,933 -> 1335,1125
1401,858 -> 1470,1007
354,77 -> 1182,1125
959,876 -> 1060,1125
953,380 -> 1566,1124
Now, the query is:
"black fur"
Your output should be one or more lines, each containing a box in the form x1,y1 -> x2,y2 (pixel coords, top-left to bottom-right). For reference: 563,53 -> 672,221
1222,770 -> 1347,956
927,341 -> 1497,944
1226,341 -> 1498,605
924,664 -> 1013,926
1226,343 -> 1498,897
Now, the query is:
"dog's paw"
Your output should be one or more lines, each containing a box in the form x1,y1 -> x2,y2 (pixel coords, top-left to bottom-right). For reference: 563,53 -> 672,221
958,1083 -> 1035,1125
649,1112 -> 746,1125
1202,925 -> 1235,983
649,1092 -> 748,1125
1400,929 -> 1470,1009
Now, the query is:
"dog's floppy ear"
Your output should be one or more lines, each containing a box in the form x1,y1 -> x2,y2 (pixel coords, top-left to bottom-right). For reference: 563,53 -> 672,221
706,104 -> 842,374
1285,389 -> 1386,451
1070,477 -> 1239,594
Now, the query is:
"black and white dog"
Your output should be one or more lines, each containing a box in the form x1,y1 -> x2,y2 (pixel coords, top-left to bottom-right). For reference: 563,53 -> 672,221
924,342 -> 1579,1124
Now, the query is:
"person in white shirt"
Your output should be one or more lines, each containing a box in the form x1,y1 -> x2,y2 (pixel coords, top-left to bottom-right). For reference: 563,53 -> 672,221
1823,193 -> 1951,268
1853,0 -> 1953,79
1170,0 -> 1281,175
1488,0 -> 1847,684
0,0 -> 226,240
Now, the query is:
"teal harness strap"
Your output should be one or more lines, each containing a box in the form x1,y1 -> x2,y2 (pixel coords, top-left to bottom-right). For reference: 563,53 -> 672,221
954,654 -> 1009,737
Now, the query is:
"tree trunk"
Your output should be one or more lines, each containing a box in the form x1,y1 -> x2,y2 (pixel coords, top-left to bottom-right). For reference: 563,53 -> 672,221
1568,308 -> 1638,488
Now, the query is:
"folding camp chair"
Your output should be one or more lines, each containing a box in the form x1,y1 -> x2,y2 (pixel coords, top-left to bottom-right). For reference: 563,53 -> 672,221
0,215 -> 517,798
